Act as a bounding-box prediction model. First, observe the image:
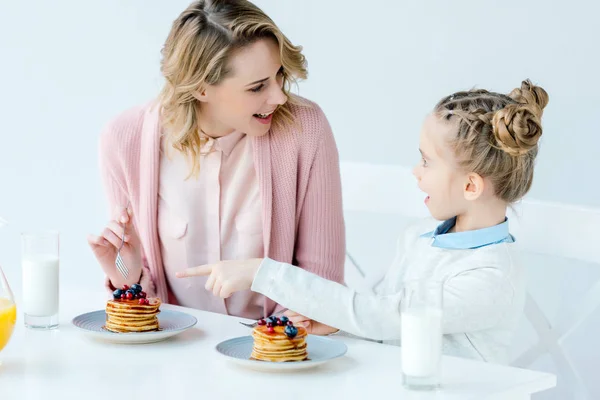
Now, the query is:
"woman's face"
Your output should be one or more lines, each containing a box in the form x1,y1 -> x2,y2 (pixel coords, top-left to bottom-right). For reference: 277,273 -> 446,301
197,38 -> 288,138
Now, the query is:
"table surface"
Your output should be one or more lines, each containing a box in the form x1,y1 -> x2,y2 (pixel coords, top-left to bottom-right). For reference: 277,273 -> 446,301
0,294 -> 556,400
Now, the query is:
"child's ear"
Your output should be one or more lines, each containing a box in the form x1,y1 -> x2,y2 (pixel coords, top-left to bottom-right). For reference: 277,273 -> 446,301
464,173 -> 484,201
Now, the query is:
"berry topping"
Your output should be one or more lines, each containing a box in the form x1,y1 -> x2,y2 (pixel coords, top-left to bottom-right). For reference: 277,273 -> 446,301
257,319 -> 266,326
138,298 -> 147,305
266,322 -> 273,328
266,316 -> 278,325
120,294 -> 126,299
276,318 -> 284,326
267,326 -> 275,333
112,289 -> 123,299
139,291 -> 147,299
279,316 -> 289,324
125,291 -> 134,300
122,284 -> 130,291
286,321 -> 294,326
284,325 -> 298,338
131,284 -> 142,294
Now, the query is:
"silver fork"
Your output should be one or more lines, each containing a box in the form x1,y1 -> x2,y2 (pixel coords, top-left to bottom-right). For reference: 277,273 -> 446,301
115,201 -> 130,279
239,308 -> 288,328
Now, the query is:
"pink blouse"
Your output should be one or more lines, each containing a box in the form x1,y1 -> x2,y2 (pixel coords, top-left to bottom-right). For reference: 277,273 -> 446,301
158,132 -> 266,317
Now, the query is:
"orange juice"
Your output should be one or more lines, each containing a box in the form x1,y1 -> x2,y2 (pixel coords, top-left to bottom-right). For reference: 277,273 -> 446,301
0,298 -> 16,352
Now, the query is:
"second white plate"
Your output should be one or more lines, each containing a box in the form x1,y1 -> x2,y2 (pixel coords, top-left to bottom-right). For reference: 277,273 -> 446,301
215,334 -> 347,371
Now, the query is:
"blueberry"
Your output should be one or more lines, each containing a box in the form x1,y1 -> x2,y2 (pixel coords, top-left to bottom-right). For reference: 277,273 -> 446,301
266,316 -> 278,325
126,289 -> 136,297
131,284 -> 142,294
279,316 -> 289,324
284,325 -> 298,338
112,289 -> 123,299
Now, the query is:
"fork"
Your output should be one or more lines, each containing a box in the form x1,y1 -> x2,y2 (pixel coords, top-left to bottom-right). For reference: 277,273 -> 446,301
115,201 -> 130,279
239,308 -> 288,328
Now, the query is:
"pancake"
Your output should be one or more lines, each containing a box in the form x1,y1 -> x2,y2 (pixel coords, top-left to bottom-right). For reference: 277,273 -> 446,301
106,298 -> 161,313
104,311 -> 160,319
106,315 -> 157,325
105,319 -> 159,333
251,323 -> 308,362
104,284 -> 161,333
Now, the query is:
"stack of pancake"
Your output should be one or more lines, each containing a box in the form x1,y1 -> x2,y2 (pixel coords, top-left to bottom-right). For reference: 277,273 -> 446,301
104,297 -> 161,333
251,324 -> 308,362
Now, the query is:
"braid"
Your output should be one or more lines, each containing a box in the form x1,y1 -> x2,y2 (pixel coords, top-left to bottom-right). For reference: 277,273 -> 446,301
432,80 -> 548,203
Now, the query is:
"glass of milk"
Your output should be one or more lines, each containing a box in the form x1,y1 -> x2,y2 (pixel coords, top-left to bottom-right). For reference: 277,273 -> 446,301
400,279 -> 443,390
21,231 -> 59,329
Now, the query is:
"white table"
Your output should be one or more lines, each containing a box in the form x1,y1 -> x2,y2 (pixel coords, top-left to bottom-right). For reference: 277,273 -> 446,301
1,294 -> 556,400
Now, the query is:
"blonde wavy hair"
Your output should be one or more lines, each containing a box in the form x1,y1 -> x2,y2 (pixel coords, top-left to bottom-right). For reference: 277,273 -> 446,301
435,80 -> 549,203
159,0 -> 307,175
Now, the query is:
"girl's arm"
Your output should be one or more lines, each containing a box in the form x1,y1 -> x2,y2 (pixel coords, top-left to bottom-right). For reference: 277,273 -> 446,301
251,257 -> 403,340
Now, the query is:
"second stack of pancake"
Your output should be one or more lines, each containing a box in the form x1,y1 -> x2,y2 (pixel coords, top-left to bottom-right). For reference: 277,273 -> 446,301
251,324 -> 308,362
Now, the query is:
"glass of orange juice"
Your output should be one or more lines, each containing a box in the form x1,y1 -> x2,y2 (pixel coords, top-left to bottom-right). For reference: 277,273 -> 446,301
0,264 -> 16,355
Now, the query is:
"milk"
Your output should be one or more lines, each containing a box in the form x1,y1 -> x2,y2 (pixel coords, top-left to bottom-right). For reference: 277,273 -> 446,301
22,255 -> 59,316
401,308 -> 443,377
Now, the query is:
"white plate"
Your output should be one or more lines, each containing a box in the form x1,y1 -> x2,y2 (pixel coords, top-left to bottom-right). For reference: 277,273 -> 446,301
72,309 -> 197,344
215,335 -> 347,371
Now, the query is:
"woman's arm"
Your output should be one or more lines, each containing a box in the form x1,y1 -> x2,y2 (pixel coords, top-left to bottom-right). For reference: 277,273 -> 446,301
96,117 -> 156,296
293,107 -> 345,284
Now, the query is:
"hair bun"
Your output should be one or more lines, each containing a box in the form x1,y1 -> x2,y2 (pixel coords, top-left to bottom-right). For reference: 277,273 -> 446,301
509,79 -> 549,111
492,80 -> 548,156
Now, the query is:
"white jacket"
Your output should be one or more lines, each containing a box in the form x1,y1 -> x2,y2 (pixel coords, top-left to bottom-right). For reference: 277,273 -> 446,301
251,218 -> 526,364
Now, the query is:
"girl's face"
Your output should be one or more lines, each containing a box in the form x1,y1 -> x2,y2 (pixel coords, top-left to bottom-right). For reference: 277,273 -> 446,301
197,38 -> 288,138
412,114 -> 471,221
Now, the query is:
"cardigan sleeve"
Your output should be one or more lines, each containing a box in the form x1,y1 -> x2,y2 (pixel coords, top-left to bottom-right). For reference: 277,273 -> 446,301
292,106 -> 346,285
97,111 -> 156,297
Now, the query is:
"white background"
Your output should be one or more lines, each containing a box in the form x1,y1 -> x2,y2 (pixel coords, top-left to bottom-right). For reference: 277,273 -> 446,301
1,1 -> 599,399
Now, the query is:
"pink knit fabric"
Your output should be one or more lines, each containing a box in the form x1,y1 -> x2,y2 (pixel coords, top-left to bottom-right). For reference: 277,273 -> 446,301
98,97 -> 346,318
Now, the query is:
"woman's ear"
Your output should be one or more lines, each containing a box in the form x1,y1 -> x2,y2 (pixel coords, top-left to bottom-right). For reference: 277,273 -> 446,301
193,87 -> 209,103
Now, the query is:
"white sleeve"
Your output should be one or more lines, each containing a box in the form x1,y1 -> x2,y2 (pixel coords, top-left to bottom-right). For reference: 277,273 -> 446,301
251,257 -> 404,341
442,266 -> 517,334
252,222 -> 520,341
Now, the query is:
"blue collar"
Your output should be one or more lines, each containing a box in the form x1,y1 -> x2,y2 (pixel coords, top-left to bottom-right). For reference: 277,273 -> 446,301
420,217 -> 515,249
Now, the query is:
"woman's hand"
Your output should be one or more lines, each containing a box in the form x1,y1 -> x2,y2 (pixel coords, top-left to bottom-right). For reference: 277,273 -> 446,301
87,204 -> 142,288
176,258 -> 263,298
284,310 -> 339,336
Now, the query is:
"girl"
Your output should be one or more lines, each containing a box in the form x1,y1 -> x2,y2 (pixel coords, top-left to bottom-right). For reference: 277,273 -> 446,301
87,0 -> 345,320
177,80 -> 549,364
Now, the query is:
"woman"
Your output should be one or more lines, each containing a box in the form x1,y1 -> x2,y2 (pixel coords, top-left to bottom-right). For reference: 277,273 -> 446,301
87,0 -> 345,319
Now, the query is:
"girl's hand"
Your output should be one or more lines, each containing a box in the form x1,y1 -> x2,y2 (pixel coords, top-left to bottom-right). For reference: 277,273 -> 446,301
284,310 -> 339,336
176,258 -> 263,298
